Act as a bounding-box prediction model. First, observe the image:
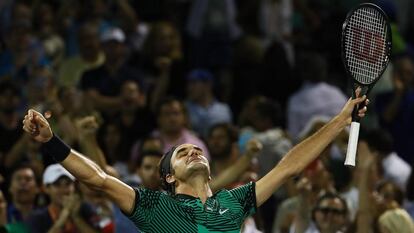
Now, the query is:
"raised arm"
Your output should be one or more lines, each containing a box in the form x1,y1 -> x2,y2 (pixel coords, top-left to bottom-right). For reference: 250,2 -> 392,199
22,109 -> 135,214
256,94 -> 368,207
210,139 -> 262,192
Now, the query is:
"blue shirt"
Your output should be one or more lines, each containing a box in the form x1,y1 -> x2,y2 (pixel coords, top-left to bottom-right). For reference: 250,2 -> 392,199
186,100 -> 232,137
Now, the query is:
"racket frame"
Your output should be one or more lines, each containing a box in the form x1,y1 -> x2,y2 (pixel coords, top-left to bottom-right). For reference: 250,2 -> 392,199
341,3 -> 392,166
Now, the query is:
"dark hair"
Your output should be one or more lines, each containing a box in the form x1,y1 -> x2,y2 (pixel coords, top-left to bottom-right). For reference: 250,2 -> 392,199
8,163 -> 38,186
376,180 -> 404,206
155,96 -> 185,116
253,97 -> 282,127
137,149 -> 163,167
208,123 -> 239,143
363,128 -> 394,155
312,191 -> 348,221
158,146 -> 178,194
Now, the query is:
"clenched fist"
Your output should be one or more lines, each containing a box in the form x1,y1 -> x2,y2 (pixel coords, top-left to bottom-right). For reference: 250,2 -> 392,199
22,109 -> 53,143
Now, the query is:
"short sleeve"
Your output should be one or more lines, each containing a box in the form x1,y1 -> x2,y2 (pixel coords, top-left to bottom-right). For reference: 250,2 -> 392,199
228,182 -> 257,218
124,187 -> 164,227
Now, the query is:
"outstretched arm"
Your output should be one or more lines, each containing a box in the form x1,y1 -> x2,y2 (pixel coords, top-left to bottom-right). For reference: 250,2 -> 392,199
22,110 -> 135,214
256,94 -> 368,207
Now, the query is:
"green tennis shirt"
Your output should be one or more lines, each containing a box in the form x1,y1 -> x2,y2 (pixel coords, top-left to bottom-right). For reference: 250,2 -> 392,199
126,182 -> 257,233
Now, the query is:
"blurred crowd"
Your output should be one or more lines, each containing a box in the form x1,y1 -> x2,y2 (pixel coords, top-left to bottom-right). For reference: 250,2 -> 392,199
0,0 -> 414,232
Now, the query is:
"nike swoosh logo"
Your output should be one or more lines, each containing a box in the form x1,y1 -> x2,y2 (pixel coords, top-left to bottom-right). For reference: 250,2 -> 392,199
219,209 -> 229,215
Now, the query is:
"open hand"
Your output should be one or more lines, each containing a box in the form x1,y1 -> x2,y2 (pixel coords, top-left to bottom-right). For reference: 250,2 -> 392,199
22,109 -> 53,143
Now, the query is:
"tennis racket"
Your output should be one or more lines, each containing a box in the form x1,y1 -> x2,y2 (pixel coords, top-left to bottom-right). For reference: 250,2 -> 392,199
342,3 -> 392,166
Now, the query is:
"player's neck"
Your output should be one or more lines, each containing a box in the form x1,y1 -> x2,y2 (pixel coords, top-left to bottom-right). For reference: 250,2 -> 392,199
176,176 -> 212,204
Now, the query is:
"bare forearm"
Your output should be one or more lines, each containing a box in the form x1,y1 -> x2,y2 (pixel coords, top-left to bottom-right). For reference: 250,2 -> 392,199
78,137 -> 108,170
211,153 -> 254,192
61,150 -> 108,190
256,115 -> 347,206
356,168 -> 374,233
279,116 -> 346,175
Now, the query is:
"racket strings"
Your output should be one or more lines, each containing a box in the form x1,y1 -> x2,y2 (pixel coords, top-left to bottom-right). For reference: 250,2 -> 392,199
345,7 -> 388,84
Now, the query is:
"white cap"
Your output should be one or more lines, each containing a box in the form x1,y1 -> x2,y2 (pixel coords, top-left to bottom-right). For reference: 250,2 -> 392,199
100,28 -> 125,43
43,164 -> 75,185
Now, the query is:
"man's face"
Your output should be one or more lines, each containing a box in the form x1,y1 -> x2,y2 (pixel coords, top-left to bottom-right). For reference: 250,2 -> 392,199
137,155 -> 161,190
186,80 -> 209,102
102,41 -> 125,62
314,197 -> 347,232
154,25 -> 176,57
78,27 -> 100,59
158,101 -> 186,134
45,177 -> 75,207
9,168 -> 38,205
207,127 -> 232,160
397,58 -> 414,86
121,81 -> 143,110
169,144 -> 210,184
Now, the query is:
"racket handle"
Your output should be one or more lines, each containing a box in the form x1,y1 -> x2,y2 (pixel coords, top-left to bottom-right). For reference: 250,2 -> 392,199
345,122 -> 360,166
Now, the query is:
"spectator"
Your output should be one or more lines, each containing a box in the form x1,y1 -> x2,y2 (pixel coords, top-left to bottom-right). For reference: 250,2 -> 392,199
25,164 -> 100,233
129,136 -> 164,177
80,27 -> 142,115
0,17 -> 48,83
354,141 -> 409,233
287,52 -> 347,141
115,81 -> 155,162
207,123 -> 262,192
137,21 -> 186,107
185,69 -> 232,138
405,171 -> 414,219
135,150 -> 163,191
273,161 -> 335,233
375,55 -> 414,164
187,0 -> 241,69
7,165 -> 39,223
238,96 -> 292,233
238,96 -> 292,178
58,22 -> 105,87
363,128 -> 412,191
378,208 -> 414,233
207,123 -> 239,178
0,81 -> 24,172
291,191 -> 349,233
33,2 -> 65,69
152,97 -> 210,159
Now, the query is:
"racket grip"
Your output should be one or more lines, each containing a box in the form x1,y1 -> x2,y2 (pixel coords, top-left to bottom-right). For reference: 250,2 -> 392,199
344,122 -> 360,166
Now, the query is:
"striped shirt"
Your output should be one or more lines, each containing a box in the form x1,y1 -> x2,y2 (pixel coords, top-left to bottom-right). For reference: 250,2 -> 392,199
126,182 -> 257,233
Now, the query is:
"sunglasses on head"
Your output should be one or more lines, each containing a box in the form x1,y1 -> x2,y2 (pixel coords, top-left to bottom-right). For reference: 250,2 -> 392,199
316,207 -> 345,215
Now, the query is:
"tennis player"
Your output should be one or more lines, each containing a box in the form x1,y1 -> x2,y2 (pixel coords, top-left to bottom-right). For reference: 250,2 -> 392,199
22,94 -> 368,232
